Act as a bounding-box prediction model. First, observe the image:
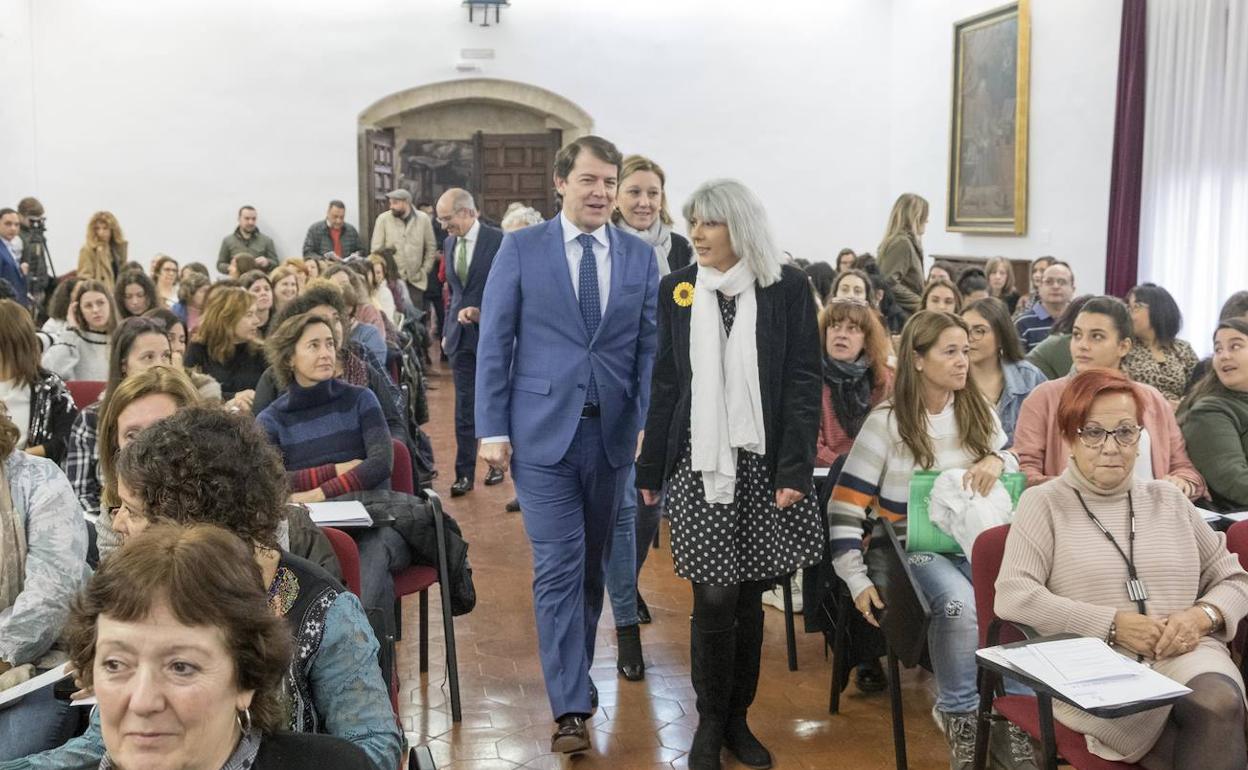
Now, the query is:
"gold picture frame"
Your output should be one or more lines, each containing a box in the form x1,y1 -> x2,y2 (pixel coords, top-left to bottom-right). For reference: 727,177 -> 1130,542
947,0 -> 1030,234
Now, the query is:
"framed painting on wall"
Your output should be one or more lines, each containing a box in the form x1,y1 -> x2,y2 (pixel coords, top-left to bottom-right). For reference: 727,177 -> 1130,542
947,0 -> 1030,234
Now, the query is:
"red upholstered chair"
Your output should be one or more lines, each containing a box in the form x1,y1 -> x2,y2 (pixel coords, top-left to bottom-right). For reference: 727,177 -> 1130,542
1223,521 -> 1248,681
970,524 -> 1144,770
321,526 -> 362,597
66,380 -> 106,410
388,439 -> 462,722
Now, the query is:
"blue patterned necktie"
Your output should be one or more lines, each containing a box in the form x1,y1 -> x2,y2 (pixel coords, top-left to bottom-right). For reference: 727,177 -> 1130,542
576,233 -> 601,403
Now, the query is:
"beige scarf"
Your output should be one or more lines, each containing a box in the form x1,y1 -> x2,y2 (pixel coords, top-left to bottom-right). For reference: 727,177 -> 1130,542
0,458 -> 26,617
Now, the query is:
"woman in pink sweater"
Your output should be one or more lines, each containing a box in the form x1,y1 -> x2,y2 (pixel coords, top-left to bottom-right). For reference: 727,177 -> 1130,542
1011,296 -> 1205,499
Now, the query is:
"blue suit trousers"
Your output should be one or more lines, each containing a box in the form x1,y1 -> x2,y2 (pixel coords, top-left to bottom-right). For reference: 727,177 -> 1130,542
511,416 -> 627,719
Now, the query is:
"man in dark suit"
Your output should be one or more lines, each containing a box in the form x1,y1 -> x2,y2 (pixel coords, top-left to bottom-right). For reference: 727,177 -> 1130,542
0,209 -> 30,307
475,136 -> 659,753
437,188 -> 505,497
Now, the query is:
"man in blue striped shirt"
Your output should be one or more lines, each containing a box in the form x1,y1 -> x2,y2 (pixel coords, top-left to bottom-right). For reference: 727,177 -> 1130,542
1015,260 -> 1075,351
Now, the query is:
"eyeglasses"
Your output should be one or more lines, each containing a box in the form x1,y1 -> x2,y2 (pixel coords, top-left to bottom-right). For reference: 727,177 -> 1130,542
1128,302 -> 1149,313
967,324 -> 990,341
1076,424 -> 1142,448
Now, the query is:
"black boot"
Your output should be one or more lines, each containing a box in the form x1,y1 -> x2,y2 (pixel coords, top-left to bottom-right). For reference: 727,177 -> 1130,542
616,623 -> 645,681
723,600 -> 772,769
689,619 -> 735,770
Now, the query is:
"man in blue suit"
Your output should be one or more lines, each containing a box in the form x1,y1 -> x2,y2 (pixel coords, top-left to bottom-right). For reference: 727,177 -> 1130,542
436,188 -> 505,497
475,136 -> 659,753
0,209 -> 30,307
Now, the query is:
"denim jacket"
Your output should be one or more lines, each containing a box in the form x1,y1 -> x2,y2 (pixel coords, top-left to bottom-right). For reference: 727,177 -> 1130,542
999,359 -> 1048,447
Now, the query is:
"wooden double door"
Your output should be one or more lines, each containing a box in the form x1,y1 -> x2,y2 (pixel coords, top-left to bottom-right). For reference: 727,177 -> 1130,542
361,128 -> 561,241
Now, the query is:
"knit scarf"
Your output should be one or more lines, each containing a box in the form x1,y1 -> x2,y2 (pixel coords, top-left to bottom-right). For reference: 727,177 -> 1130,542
0,457 -> 26,619
617,219 -> 672,276
823,354 -> 874,438
690,261 -> 764,504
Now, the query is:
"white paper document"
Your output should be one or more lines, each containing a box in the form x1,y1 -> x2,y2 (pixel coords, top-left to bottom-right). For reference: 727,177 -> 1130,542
0,662 -> 72,707
979,637 -> 1191,710
305,501 -> 373,528
1222,511 -> 1248,523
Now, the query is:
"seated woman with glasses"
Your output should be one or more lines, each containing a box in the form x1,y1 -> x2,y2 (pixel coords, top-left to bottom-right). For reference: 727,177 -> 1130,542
997,368 -> 1248,769
960,298 -> 1046,446
1012,296 -> 1205,499
1122,283 -> 1199,405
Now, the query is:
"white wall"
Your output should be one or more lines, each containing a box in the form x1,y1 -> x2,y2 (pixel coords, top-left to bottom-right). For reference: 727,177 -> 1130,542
887,0 -> 1122,292
0,0 -> 892,274
0,0 -> 1120,288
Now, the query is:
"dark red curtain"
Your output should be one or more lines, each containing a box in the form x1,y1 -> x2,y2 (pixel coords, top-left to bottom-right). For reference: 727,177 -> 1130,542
1105,0 -> 1148,297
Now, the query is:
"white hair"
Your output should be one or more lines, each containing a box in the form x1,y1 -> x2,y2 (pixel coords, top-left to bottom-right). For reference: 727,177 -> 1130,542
681,179 -> 783,287
501,205 -> 545,232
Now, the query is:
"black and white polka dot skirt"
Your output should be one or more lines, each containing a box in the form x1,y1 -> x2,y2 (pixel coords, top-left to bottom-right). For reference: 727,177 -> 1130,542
667,442 -> 825,586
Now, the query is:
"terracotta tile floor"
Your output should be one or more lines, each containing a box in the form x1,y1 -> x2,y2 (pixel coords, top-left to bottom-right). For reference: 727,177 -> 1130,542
399,357 -> 950,769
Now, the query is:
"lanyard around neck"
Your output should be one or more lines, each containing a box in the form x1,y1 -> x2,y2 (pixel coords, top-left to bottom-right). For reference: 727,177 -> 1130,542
1072,488 -> 1147,617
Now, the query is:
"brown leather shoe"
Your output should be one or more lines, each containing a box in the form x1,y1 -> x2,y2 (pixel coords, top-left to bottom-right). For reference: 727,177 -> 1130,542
551,715 -> 590,753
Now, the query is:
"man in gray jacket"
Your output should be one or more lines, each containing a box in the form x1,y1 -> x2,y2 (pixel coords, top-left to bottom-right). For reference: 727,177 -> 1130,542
217,205 -> 279,273
370,189 -> 436,298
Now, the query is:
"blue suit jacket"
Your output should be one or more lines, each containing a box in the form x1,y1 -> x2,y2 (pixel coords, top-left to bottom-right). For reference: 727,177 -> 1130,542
0,240 -> 29,306
474,217 -> 659,469
442,223 -> 504,358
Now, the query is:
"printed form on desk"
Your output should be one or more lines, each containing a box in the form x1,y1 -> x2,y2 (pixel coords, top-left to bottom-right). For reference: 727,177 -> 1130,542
978,637 -> 1190,710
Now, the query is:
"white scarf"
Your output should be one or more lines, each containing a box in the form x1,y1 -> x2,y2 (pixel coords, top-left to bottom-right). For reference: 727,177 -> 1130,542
617,219 -> 672,277
690,261 -> 766,504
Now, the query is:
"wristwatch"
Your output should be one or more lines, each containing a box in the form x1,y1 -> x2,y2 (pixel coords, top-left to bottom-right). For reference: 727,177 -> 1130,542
1106,621 -> 1118,646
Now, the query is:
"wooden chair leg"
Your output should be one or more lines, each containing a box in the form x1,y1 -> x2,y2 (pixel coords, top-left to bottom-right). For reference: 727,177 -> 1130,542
781,574 -> 798,671
829,592 -> 851,714
887,646 -> 908,770
418,589 -> 429,674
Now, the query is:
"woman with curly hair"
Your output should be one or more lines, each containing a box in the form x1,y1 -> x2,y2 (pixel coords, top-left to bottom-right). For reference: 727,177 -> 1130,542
16,406 -> 401,770
75,211 -> 128,285
63,524 -> 373,769
183,285 -> 265,409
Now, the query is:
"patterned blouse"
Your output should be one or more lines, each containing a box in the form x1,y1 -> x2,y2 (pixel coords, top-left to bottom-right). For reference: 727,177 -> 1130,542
1122,338 -> 1199,402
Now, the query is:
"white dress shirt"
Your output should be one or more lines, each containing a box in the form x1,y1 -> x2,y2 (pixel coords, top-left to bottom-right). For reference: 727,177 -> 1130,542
455,219 -> 481,274
479,214 -> 612,447
560,212 -> 610,314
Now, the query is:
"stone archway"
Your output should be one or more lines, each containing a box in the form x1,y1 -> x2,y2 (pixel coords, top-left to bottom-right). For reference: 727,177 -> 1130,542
357,79 -> 593,229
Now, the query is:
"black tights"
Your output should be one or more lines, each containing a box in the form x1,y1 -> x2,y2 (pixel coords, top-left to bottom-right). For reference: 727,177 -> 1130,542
692,580 -> 769,631
1142,673 -> 1247,770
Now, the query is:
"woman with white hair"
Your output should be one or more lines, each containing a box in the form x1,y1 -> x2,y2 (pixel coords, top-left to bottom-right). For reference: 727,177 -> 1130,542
636,179 -> 823,770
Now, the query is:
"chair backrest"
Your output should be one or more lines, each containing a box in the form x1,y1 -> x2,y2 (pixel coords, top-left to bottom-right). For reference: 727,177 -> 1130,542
1227,521 -> 1248,571
970,524 -> 1027,648
321,526 -> 362,596
67,380 -> 106,410
390,438 -> 413,494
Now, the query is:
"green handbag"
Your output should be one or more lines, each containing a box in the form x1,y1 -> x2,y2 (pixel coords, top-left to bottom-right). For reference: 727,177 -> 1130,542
903,470 -> 1027,553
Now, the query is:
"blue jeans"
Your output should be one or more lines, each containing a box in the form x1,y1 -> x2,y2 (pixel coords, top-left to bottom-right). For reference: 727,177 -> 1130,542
354,526 -> 413,640
906,551 -> 981,714
605,469 -> 639,627
0,684 -> 80,760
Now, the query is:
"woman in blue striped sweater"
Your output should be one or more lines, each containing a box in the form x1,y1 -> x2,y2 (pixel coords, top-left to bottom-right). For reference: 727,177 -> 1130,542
827,311 -> 1029,770
258,312 -> 409,636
